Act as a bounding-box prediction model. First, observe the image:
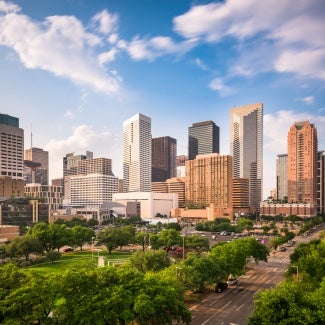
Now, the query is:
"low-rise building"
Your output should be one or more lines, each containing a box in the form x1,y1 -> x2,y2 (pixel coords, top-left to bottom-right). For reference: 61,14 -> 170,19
260,202 -> 317,217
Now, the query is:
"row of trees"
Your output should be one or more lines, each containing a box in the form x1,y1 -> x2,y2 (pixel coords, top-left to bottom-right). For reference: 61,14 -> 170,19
249,234 -> 325,324
0,236 -> 269,324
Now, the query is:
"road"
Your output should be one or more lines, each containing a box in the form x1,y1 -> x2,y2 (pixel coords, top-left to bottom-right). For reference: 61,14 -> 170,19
187,227 -> 323,325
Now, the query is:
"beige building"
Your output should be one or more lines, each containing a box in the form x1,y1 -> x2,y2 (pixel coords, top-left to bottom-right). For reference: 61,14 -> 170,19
0,225 -> 20,242
185,153 -> 233,211
288,121 -> 318,204
233,178 -> 250,217
0,176 -> 24,197
260,202 -> 317,217
152,177 -> 186,208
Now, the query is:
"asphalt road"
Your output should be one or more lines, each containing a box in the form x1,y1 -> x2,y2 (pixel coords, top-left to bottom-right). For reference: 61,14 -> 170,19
187,227 -> 323,325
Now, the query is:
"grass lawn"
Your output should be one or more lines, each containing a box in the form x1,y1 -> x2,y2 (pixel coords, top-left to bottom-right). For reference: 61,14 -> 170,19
28,249 -> 132,274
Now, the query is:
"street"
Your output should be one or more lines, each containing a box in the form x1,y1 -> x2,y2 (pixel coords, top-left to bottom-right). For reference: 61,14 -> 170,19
187,228 -> 322,325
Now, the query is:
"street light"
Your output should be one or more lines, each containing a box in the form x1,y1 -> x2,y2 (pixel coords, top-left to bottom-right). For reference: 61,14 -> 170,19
91,236 -> 96,260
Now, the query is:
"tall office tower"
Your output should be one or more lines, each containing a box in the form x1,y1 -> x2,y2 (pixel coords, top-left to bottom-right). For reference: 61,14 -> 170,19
188,120 -> 219,160
233,178 -> 250,216
185,153 -> 233,209
123,113 -> 151,192
317,151 -> 325,214
0,113 -> 24,180
287,121 -> 318,204
152,136 -> 176,182
176,155 -> 188,166
276,154 -> 288,201
63,151 -> 93,177
77,158 -> 114,176
230,103 -> 263,212
24,147 -> 49,185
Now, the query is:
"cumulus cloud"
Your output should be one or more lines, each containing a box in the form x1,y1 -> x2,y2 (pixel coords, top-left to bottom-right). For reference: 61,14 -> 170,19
91,9 -> 118,35
299,96 -> 315,105
209,77 -> 236,97
44,125 -> 120,180
0,3 -> 121,94
173,0 -> 325,80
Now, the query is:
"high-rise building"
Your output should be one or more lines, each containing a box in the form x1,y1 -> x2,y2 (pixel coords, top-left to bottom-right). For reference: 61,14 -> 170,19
230,103 -> 263,212
152,136 -> 176,182
317,151 -> 325,214
276,154 -> 288,201
287,121 -> 318,204
70,174 -> 119,207
63,151 -> 93,177
123,113 -> 151,192
185,153 -> 233,211
0,114 -> 24,180
188,120 -> 219,160
232,178 -> 250,216
24,147 -> 49,185
77,158 -> 114,176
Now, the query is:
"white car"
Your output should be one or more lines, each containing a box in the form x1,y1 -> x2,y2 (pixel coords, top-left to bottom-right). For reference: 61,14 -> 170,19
227,276 -> 238,285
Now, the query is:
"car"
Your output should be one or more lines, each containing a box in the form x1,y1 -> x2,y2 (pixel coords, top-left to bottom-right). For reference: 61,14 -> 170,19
214,282 -> 228,293
280,246 -> 287,252
63,247 -> 74,252
227,276 -> 238,285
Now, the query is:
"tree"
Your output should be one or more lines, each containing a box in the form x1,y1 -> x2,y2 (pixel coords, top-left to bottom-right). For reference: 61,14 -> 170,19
46,250 -> 61,264
6,236 -> 43,261
158,228 -> 181,248
237,218 -> 254,232
129,250 -> 171,273
185,234 -> 210,252
71,225 -> 95,250
135,231 -> 151,251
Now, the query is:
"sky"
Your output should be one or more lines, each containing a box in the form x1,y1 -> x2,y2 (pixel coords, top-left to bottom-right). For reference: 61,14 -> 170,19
0,0 -> 324,199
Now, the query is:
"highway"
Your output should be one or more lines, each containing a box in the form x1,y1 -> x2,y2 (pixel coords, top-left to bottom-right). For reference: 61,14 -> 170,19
187,228 -> 322,325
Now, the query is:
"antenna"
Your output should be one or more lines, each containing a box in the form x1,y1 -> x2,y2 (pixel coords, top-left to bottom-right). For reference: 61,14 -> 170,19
31,123 -> 33,148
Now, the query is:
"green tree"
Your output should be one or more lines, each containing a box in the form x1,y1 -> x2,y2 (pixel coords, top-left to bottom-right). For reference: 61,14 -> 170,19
6,236 -> 43,261
135,231 -> 151,251
129,250 -> 171,273
237,218 -> 254,232
46,250 -> 61,264
185,234 -> 210,252
71,225 -> 95,250
158,228 -> 181,248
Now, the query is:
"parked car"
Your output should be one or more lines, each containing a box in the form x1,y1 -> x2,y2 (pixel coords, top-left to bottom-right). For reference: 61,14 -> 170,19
279,246 -> 287,252
215,282 -> 228,293
63,247 -> 74,252
227,275 -> 238,285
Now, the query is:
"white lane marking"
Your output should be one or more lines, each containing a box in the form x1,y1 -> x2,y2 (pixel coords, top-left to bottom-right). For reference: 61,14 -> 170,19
235,303 -> 245,311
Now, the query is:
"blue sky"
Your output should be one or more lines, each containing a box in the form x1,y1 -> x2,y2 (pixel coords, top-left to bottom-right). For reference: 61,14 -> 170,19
0,0 -> 324,199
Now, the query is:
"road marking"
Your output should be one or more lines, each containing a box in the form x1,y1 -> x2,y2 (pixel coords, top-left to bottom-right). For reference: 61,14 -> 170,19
235,303 -> 245,311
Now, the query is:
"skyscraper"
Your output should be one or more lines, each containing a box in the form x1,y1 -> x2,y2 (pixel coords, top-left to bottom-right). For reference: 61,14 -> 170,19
63,151 -> 93,177
188,120 -> 219,160
24,147 -> 49,185
123,113 -> 151,192
287,121 -> 318,204
0,113 -> 24,180
276,154 -> 288,201
230,103 -> 263,212
152,136 -> 176,182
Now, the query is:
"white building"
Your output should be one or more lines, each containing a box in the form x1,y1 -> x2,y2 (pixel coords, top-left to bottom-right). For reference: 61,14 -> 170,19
0,114 -> 24,181
70,174 -> 118,207
230,103 -> 263,212
112,192 -> 178,219
123,113 -> 151,192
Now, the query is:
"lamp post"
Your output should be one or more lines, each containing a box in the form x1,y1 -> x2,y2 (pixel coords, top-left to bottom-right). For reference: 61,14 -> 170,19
91,236 -> 96,260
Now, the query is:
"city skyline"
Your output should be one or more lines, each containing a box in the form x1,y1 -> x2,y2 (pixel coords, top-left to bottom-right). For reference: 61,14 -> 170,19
0,0 -> 324,199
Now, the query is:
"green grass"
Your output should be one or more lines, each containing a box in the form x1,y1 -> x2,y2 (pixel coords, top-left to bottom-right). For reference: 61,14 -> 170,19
28,250 -> 132,274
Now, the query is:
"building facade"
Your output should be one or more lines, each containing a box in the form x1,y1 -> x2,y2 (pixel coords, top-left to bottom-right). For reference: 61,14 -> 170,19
0,114 -> 24,181
287,121 -> 318,204
317,151 -> 325,214
0,176 -> 24,197
152,136 -> 176,182
276,154 -> 288,201
70,174 -> 119,207
230,103 -> 263,212
185,153 -> 233,216
24,147 -> 49,185
260,202 -> 317,218
232,178 -> 250,217
188,120 -> 219,160
77,157 -> 114,176
123,113 -> 151,192
63,151 -> 93,177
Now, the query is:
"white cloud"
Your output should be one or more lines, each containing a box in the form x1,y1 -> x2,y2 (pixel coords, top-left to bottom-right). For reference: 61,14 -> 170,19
91,9 -> 119,35
0,0 -> 20,13
173,0 -> 325,80
0,6 -> 121,94
299,96 -> 314,105
44,125 -> 121,180
64,110 -> 75,119
209,77 -> 236,97
127,36 -> 196,61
